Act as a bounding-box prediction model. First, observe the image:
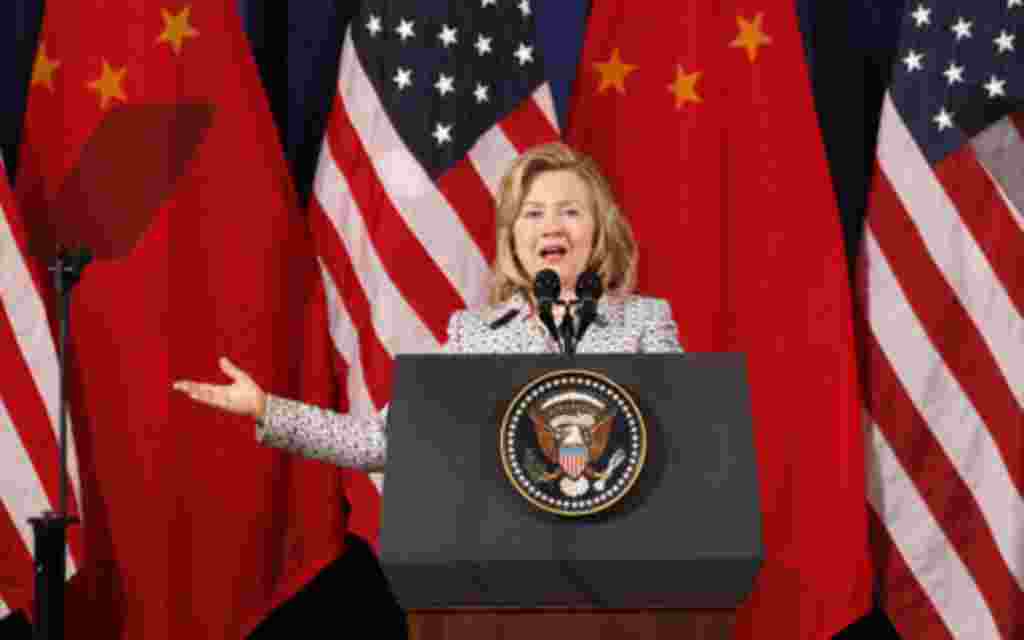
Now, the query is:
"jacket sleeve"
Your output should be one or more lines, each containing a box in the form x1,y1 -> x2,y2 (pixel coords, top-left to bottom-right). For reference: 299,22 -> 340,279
440,308 -> 466,353
254,310 -> 468,469
256,395 -> 388,471
640,298 -> 685,353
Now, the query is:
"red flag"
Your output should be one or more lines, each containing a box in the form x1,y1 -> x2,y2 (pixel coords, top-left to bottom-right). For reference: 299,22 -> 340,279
567,2 -> 871,637
859,3 -> 1024,637
13,3 -> 345,635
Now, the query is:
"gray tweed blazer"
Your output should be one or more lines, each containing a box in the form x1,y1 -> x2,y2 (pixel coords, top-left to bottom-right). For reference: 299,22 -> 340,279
257,294 -> 682,471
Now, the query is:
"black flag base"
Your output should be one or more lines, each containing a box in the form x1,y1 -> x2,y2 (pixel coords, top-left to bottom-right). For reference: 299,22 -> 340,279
0,610 -> 32,640
28,512 -> 79,640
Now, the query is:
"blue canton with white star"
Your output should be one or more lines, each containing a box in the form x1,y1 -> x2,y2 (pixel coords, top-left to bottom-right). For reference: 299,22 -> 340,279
893,1 -> 1022,164
351,0 -> 545,179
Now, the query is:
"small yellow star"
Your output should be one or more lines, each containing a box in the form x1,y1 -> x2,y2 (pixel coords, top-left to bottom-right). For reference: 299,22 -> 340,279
32,43 -> 62,91
156,6 -> 200,55
667,65 -> 702,110
87,59 -> 128,110
730,13 -> 773,63
593,48 -> 638,94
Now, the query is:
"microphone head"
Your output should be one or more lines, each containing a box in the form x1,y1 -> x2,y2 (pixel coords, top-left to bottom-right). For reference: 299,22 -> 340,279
533,268 -> 561,302
575,270 -> 603,301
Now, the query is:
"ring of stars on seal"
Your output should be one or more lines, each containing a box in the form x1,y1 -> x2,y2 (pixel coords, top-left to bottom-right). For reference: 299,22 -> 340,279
499,369 -> 648,517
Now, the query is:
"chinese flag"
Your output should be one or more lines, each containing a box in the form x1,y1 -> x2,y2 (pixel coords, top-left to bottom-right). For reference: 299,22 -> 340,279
15,2 -> 344,636
567,2 -> 871,638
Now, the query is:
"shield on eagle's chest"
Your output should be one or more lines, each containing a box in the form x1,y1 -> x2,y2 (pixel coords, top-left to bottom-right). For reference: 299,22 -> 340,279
559,445 -> 587,480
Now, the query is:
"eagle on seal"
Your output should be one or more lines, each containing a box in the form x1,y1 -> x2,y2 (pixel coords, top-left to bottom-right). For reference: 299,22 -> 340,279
529,393 -> 616,484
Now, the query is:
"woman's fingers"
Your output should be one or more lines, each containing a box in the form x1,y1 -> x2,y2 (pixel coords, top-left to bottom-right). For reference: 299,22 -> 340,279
172,380 -> 199,394
175,381 -> 228,409
219,357 -> 251,384
172,379 -> 224,399
173,358 -> 263,417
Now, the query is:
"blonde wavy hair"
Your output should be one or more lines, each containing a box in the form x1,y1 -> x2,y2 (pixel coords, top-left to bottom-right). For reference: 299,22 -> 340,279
490,142 -> 637,305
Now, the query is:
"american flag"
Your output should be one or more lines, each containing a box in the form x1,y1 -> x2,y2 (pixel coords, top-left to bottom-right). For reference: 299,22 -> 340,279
0,160 -> 83,617
308,0 -> 559,513
861,2 -> 1023,638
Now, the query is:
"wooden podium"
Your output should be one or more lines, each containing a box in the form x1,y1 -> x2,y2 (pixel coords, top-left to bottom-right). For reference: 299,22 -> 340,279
407,609 -> 735,639
382,354 -> 760,640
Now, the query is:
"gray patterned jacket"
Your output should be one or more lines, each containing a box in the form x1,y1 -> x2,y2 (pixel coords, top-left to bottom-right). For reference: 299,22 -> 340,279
256,293 -> 682,471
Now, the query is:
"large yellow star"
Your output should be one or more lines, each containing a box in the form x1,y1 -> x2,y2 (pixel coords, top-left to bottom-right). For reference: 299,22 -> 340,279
32,43 -> 61,91
156,6 -> 200,55
730,13 -> 773,63
667,65 -> 702,110
593,48 -> 638,94
87,59 -> 128,110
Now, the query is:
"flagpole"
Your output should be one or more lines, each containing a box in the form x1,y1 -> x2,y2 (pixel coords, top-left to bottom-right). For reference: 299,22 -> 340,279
28,247 -> 90,640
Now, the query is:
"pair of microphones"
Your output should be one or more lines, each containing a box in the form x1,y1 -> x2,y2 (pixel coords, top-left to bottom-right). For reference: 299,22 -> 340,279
533,268 -> 603,355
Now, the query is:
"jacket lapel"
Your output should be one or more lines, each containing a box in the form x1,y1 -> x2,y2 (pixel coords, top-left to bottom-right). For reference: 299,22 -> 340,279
577,296 -> 633,354
480,293 -> 549,353
476,293 -> 637,354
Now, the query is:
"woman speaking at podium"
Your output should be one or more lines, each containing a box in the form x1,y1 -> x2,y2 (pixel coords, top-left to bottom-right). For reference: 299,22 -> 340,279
173,141 -> 682,468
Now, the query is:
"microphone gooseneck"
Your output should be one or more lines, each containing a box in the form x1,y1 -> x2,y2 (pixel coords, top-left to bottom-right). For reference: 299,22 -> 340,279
574,270 -> 603,346
559,304 -> 576,354
533,269 -> 564,352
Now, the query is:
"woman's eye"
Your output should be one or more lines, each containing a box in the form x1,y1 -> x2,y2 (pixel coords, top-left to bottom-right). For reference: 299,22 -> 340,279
523,209 -> 542,219
563,209 -> 580,217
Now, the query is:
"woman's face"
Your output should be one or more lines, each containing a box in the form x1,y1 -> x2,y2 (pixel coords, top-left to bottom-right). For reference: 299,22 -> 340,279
512,169 -> 597,297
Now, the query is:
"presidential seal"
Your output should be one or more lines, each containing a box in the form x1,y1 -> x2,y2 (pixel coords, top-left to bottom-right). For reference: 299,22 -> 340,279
499,369 -> 647,517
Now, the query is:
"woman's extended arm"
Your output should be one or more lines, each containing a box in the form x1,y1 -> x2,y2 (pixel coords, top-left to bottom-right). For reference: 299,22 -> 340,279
257,395 -> 387,471
173,313 -> 466,471
173,356 -> 388,471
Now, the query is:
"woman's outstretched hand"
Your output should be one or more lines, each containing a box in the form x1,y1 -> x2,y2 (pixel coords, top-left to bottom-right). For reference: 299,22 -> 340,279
173,357 -> 266,419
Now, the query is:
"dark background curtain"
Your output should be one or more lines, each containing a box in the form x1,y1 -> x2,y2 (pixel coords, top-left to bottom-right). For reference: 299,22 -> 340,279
0,1 -> 907,638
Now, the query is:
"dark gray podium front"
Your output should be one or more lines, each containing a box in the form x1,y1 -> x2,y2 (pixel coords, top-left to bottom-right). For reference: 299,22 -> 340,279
379,353 -> 761,639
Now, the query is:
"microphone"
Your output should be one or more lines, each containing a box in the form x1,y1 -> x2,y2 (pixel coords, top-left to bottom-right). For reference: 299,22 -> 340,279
533,269 -> 563,352
574,270 -> 603,346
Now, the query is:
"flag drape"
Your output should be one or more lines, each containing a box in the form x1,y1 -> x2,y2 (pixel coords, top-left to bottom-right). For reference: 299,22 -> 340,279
566,2 -> 873,638
307,0 -> 561,545
9,3 -> 346,635
860,3 -> 1023,638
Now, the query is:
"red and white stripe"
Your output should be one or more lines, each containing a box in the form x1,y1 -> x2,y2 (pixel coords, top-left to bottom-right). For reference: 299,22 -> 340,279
862,94 -> 1024,639
560,448 -> 586,480
0,178 -> 83,616
309,28 -> 559,496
